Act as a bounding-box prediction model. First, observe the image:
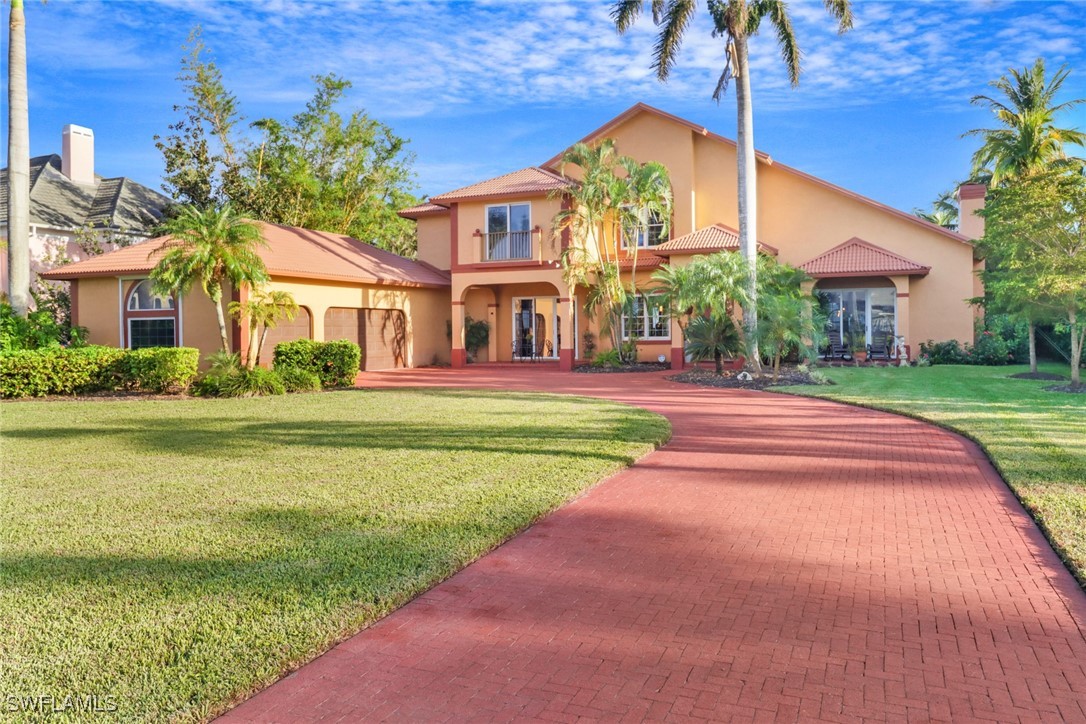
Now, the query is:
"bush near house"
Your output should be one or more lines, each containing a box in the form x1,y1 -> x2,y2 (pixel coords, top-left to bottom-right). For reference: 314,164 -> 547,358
0,346 -> 199,398
273,339 -> 362,387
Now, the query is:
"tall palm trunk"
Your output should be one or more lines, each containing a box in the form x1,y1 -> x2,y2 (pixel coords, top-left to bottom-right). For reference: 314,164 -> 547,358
733,34 -> 761,371
7,0 -> 31,317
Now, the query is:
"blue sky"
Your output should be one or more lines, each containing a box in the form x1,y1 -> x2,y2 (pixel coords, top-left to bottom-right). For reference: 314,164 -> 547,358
6,0 -> 1086,215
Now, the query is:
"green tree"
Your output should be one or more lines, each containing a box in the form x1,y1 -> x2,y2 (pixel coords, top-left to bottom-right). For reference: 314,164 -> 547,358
614,0 -> 853,370
979,170 -> 1086,386
6,0 -> 31,317
150,204 -> 268,354
154,27 -> 241,208
913,189 -> 959,231
966,58 -> 1085,186
757,291 -> 819,383
240,75 -> 420,256
229,288 -> 299,369
684,314 -> 741,373
553,140 -> 673,361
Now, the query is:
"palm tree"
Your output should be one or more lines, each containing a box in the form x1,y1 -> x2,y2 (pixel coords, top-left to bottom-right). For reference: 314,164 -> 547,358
617,157 -> 673,306
757,291 -> 818,383
614,0 -> 853,370
150,204 -> 268,354
966,58 -> 1085,372
684,314 -> 741,373
6,0 -> 31,317
229,288 -> 299,368
913,189 -> 959,231
966,58 -> 1086,186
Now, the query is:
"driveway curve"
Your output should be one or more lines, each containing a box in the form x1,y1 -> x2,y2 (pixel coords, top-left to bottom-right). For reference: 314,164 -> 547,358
222,367 -> 1086,722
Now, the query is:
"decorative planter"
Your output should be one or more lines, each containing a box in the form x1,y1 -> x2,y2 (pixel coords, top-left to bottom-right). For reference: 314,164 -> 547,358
853,350 -> 868,364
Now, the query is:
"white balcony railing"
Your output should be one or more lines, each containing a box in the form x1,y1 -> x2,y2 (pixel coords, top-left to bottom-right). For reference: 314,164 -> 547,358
481,230 -> 533,261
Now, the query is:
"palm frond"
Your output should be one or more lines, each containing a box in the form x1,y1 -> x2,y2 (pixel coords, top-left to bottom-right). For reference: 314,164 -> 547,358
652,0 -> 698,81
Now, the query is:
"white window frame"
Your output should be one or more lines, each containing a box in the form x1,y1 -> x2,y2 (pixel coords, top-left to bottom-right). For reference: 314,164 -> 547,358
484,202 -> 532,261
621,292 -> 670,341
620,206 -> 668,249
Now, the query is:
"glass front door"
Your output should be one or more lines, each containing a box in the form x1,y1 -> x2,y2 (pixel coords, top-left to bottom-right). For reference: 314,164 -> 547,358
513,297 -> 560,359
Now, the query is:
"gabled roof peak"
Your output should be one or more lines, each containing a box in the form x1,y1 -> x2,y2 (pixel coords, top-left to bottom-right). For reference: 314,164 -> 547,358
799,237 -> 930,278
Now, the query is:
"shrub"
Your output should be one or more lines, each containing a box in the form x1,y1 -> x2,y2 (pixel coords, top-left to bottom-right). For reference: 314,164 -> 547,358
591,349 -> 622,368
276,366 -> 321,393
0,302 -> 85,352
219,367 -> 286,397
919,339 -> 968,365
273,339 -> 361,387
0,346 -> 123,398
968,330 -> 1013,366
116,348 -> 200,393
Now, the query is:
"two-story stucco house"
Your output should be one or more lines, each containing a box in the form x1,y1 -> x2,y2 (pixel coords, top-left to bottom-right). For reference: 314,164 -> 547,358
46,103 -> 983,372
401,103 -> 984,370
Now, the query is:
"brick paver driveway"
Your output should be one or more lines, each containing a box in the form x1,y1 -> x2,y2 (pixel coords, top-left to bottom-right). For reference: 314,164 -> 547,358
223,368 -> 1086,722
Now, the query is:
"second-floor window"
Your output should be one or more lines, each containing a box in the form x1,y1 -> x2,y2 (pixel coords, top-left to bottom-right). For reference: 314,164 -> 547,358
485,203 -> 531,261
621,207 -> 668,248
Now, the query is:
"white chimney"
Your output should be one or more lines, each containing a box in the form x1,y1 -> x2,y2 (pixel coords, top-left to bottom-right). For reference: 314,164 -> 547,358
62,124 -> 95,185
957,183 -> 986,240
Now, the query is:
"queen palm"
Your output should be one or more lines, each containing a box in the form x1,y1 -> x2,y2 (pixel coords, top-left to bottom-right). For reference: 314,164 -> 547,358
966,58 -> 1085,186
617,157 -> 673,306
150,204 -> 268,354
913,189 -> 959,231
966,59 -> 1085,373
229,288 -> 299,368
6,0 -> 30,317
614,0 -> 853,371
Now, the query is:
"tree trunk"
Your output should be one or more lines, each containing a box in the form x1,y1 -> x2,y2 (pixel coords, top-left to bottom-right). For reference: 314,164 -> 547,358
1028,321 -> 1037,374
257,327 -> 269,368
210,285 -> 230,354
714,349 -> 723,374
1070,309 -> 1081,387
7,0 -> 31,317
734,33 -> 760,372
773,353 -> 780,383
247,323 -> 260,369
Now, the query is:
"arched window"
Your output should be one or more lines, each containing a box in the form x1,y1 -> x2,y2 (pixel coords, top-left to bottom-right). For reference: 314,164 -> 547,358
124,280 -> 179,349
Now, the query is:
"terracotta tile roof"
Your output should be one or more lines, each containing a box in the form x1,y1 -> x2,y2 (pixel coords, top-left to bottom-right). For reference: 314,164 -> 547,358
397,202 -> 449,219
799,237 -> 930,278
41,221 -> 451,288
651,223 -> 778,256
541,103 -> 974,250
429,167 -> 573,203
617,254 -> 664,271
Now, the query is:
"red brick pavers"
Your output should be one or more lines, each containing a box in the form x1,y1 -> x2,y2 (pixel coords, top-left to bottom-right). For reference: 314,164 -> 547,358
222,368 -> 1086,722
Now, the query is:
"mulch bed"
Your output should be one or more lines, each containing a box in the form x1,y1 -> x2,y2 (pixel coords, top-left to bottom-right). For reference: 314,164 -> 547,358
668,366 -> 827,390
574,362 -> 671,374
1010,372 -> 1066,381
1044,384 -> 1086,394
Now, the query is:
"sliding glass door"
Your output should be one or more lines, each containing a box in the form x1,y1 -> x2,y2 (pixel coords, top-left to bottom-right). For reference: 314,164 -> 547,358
821,288 -> 896,348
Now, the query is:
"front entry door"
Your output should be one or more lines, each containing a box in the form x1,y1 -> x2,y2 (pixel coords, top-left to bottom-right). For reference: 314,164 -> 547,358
513,297 -> 559,359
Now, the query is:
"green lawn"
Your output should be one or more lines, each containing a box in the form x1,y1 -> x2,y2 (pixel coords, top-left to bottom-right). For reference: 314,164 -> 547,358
776,364 -> 1086,589
1,389 -> 669,722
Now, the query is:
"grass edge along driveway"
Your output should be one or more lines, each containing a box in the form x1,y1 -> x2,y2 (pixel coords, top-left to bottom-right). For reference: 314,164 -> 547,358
776,364 -> 1086,591
1,388 -> 669,723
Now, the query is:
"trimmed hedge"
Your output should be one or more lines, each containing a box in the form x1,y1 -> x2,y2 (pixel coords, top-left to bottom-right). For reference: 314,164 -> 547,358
116,348 -> 200,393
273,339 -> 362,388
275,366 -> 322,393
0,346 -> 199,398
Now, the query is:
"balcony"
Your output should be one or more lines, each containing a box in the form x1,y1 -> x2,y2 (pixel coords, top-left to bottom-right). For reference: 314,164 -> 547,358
479,229 -> 536,262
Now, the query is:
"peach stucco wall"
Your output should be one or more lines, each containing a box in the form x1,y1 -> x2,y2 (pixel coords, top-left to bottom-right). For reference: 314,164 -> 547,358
75,276 -> 223,354
415,215 -> 451,271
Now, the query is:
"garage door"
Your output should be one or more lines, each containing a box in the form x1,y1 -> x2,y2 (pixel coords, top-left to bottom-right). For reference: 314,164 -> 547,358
263,306 -> 312,358
323,308 -> 406,371
364,309 -> 406,370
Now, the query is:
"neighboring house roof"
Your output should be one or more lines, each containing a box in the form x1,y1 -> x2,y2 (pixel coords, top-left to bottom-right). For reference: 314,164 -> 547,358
0,154 -> 170,233
428,167 -> 573,203
798,237 -> 931,278
652,223 -> 779,257
41,221 -> 452,288
541,102 -> 974,249
397,202 -> 450,219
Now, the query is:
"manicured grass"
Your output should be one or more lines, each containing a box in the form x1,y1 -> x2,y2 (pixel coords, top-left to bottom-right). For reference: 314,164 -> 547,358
1,389 -> 669,722
776,364 -> 1086,589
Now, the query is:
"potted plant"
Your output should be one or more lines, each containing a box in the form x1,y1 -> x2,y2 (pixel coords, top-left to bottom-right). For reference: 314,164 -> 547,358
849,327 -> 867,364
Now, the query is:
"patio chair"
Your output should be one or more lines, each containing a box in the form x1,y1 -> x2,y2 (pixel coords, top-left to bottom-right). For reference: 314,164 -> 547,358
826,330 -> 851,360
868,331 -> 891,360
